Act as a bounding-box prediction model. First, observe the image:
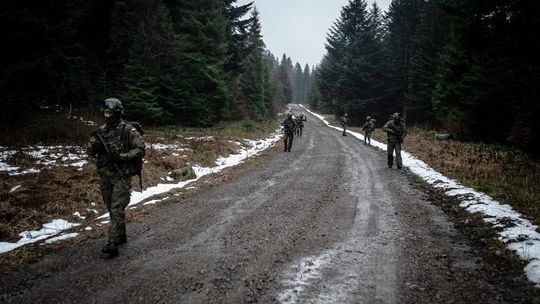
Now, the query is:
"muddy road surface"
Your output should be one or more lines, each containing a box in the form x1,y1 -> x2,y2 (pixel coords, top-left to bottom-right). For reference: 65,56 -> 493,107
1,105 -> 538,304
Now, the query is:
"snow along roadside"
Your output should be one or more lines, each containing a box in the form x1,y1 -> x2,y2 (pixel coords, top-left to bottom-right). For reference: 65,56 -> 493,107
0,131 -> 283,254
301,104 -> 540,287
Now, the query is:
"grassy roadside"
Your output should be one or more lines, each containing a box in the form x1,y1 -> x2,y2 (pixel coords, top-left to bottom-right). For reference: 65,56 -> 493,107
0,119 -> 280,247
296,113 -> 539,227
358,125 -> 540,227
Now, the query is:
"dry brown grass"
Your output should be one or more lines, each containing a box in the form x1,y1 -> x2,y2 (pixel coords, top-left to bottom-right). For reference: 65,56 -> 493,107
0,120 -> 280,244
370,127 -> 540,225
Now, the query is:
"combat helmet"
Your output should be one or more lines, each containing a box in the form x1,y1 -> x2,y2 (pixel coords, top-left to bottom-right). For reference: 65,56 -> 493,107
101,98 -> 123,113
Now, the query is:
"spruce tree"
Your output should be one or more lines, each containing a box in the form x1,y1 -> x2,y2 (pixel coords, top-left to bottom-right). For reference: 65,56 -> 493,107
168,0 -> 231,126
279,54 -> 293,104
239,7 -> 267,120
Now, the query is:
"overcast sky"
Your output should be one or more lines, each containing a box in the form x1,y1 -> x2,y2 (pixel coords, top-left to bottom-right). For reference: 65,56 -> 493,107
238,0 -> 392,67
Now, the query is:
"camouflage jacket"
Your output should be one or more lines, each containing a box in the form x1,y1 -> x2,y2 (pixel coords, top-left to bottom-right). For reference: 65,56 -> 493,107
362,120 -> 375,132
281,118 -> 297,134
382,120 -> 407,143
340,116 -> 349,126
87,120 -> 145,177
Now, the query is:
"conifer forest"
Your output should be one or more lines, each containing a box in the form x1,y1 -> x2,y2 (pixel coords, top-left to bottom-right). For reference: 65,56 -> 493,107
1,0 -> 539,154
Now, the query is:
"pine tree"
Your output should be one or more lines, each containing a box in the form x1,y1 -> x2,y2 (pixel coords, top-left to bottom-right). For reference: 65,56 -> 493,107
279,54 -> 293,104
316,0 -> 386,124
119,1 -> 172,123
167,0 -> 231,126
239,7 -> 267,120
406,0 -> 449,125
264,51 -> 285,116
223,0 -> 254,76
292,63 -> 303,103
302,64 -> 311,104
384,0 -> 423,120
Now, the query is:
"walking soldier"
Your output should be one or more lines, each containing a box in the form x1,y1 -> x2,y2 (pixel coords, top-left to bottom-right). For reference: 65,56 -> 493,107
281,113 -> 297,152
362,116 -> 375,145
382,113 -> 407,169
340,113 -> 349,136
87,98 -> 145,257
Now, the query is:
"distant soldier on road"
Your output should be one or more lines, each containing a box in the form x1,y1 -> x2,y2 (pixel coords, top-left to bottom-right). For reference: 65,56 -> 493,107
382,113 -> 407,169
295,114 -> 307,137
340,113 -> 349,136
281,113 -> 297,152
87,98 -> 145,257
362,116 -> 375,145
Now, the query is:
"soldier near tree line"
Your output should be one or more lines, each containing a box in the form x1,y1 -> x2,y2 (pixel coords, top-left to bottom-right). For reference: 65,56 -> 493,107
295,114 -> 307,137
362,116 -> 375,145
87,98 -> 145,257
382,113 -> 407,169
340,113 -> 349,136
281,113 -> 297,152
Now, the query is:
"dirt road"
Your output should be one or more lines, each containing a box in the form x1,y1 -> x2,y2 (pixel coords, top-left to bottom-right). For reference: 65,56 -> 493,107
1,105 -> 538,303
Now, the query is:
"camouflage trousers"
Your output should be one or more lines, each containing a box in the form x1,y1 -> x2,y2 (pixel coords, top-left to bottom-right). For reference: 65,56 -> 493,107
100,174 -> 131,244
387,141 -> 402,168
284,131 -> 294,152
342,125 -> 347,136
364,131 -> 373,144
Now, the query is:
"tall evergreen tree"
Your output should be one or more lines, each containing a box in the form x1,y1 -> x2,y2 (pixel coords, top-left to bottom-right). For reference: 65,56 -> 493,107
292,62 -> 303,103
119,0 -> 173,123
279,54 -> 293,104
302,64 -> 311,104
239,7 -> 267,120
406,0 -> 449,125
223,0 -> 254,76
167,0 -> 231,126
384,0 -> 423,121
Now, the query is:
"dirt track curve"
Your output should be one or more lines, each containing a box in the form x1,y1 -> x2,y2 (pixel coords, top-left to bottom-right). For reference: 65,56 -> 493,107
1,105 -> 539,304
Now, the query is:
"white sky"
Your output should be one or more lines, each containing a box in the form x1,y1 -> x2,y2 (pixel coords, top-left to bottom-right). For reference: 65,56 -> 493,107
238,0 -> 392,67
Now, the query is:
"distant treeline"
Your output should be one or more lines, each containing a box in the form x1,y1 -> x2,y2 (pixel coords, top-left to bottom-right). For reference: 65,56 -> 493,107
310,0 -> 540,153
0,0 -> 312,127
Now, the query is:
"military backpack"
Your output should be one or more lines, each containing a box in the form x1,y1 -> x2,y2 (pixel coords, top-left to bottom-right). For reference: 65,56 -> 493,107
120,121 -> 145,189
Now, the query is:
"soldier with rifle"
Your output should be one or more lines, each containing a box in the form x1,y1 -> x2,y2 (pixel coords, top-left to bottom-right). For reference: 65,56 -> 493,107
295,114 -> 307,137
382,113 -> 407,169
87,98 -> 145,257
362,116 -> 375,145
281,113 -> 297,152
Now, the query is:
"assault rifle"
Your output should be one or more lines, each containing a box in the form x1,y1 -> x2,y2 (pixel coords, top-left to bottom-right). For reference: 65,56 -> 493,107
92,130 -> 130,191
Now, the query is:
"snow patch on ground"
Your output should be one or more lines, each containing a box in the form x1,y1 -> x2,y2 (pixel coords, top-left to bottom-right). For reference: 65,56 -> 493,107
150,143 -> 188,151
0,219 -> 80,254
278,252 -> 334,304
303,105 -> 540,287
98,132 -> 282,219
1,129 -> 281,254
0,146 -> 89,175
44,233 -> 80,244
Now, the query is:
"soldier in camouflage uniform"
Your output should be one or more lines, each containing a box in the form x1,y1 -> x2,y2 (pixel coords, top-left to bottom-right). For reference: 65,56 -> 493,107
362,116 -> 375,145
295,114 -> 307,137
87,98 -> 145,256
340,113 -> 349,136
382,113 -> 407,169
281,113 -> 297,152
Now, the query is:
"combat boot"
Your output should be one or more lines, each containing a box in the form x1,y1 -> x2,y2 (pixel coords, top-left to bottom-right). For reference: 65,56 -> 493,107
102,241 -> 119,257
118,234 -> 127,245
